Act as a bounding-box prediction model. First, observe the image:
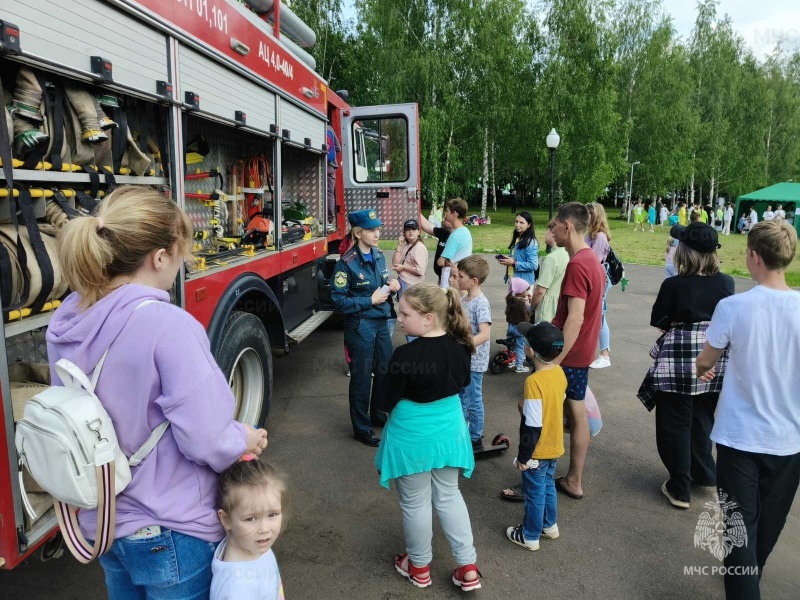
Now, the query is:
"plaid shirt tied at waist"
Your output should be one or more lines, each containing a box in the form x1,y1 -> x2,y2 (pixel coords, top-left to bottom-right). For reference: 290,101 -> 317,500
637,321 -> 728,411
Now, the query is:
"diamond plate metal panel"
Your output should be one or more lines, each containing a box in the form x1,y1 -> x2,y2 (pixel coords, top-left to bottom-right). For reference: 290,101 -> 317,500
281,145 -> 324,238
5,328 -> 48,365
184,115 -> 275,249
344,188 -> 417,239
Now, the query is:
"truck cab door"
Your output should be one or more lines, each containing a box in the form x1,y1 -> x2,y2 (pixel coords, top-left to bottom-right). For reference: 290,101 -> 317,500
341,103 -> 420,238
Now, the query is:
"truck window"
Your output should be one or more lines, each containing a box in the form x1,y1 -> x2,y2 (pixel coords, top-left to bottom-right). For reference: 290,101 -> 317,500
352,116 -> 408,184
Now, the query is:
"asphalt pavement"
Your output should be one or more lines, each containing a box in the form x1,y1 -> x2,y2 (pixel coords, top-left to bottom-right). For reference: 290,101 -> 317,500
2,258 -> 799,599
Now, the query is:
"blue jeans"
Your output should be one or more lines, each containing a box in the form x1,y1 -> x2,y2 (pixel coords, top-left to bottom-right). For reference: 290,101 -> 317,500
506,324 -> 525,368
598,273 -> 611,352
459,372 -> 484,442
344,317 -> 392,432
521,459 -> 558,541
96,529 -> 217,600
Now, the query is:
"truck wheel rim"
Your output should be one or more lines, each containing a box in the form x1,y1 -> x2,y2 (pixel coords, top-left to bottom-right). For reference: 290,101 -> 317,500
228,347 -> 264,425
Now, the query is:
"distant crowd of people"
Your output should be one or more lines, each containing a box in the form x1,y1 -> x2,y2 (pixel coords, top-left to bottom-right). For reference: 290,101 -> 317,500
631,198 -> 793,240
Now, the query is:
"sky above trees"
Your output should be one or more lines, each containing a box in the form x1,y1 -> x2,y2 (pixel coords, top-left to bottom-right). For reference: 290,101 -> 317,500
287,0 -> 800,211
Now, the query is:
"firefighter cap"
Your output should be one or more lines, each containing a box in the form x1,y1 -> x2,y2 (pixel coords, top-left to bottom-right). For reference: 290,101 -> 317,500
348,209 -> 382,229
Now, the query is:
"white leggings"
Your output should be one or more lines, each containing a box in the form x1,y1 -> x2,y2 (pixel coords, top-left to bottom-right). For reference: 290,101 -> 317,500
394,467 -> 477,567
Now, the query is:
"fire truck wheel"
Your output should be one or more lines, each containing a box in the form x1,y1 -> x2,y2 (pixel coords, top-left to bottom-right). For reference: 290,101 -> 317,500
217,311 -> 273,428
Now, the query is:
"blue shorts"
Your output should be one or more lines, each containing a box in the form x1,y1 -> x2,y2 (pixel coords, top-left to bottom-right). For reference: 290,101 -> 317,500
562,366 -> 589,400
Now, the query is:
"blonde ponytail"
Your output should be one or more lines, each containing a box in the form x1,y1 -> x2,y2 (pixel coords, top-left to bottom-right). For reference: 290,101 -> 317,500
57,186 -> 192,308
443,288 -> 476,353
401,283 -> 476,354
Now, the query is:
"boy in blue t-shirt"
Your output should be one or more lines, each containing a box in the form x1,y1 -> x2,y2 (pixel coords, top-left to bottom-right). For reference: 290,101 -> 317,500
456,255 -> 491,449
439,198 -> 473,288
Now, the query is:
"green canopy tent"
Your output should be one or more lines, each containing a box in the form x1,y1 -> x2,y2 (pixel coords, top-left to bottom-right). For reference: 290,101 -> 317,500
735,183 -> 800,234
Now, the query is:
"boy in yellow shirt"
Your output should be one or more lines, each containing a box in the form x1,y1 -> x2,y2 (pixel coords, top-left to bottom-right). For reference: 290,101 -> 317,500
506,322 -> 567,552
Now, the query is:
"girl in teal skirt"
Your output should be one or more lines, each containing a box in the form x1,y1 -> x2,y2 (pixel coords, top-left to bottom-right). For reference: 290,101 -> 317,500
375,283 -> 482,592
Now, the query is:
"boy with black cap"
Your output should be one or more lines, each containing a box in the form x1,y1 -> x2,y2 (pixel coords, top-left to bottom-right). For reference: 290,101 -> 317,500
505,322 -> 567,552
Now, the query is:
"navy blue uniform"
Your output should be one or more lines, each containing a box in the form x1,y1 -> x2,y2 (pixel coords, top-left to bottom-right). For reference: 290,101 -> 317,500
331,244 -> 393,433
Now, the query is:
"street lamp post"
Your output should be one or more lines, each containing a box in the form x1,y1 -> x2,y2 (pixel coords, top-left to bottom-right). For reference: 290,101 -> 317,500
546,128 -> 560,221
627,161 -> 641,223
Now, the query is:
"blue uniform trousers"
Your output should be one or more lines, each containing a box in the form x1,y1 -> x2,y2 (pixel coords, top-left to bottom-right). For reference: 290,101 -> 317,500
344,316 -> 392,433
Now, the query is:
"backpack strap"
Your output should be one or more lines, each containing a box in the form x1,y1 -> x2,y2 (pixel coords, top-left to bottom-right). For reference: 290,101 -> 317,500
89,299 -> 159,387
55,461 -> 116,564
129,421 -> 171,467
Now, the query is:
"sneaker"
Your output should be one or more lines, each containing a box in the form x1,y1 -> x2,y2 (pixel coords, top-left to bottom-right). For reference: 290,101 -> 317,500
515,365 -> 531,374
541,524 -> 560,539
661,481 -> 690,509
505,525 -> 540,551
589,356 -> 611,369
394,554 -> 431,588
452,563 -> 482,591
471,438 -> 484,452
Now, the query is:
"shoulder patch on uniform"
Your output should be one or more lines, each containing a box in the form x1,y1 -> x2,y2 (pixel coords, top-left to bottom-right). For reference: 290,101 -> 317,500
334,271 -> 348,288
342,247 -> 358,263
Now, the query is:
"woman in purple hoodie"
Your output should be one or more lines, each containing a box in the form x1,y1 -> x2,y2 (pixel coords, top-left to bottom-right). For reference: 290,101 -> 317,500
47,186 -> 268,598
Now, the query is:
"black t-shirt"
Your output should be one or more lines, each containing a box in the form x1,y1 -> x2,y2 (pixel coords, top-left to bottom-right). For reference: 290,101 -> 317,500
650,273 -> 735,329
432,227 -> 450,277
381,334 -> 471,413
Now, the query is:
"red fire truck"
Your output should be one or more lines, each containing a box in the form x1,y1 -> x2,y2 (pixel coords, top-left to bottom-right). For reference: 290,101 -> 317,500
0,0 -> 419,568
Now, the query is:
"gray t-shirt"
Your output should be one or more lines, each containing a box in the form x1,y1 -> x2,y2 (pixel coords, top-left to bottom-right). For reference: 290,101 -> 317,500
462,293 -> 492,372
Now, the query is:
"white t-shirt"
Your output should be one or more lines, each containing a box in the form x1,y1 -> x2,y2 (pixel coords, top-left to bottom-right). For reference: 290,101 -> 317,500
749,210 -> 758,224
211,538 -> 285,600
776,209 -> 786,220
724,207 -> 733,221
707,286 -> 800,455
763,210 -> 775,220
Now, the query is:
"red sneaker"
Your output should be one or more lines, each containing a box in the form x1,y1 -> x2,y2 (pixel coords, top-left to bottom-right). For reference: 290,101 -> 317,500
394,554 -> 432,588
452,563 -> 482,591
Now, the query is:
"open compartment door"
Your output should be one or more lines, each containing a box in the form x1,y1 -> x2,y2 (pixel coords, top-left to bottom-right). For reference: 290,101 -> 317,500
341,103 -> 420,238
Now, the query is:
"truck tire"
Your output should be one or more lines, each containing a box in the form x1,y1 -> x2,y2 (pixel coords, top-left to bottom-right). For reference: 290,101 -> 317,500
216,311 -> 273,427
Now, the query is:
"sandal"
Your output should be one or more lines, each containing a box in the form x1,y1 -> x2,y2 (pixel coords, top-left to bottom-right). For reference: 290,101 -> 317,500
452,563 -> 482,592
555,477 -> 583,500
394,554 -> 432,588
499,483 -> 524,502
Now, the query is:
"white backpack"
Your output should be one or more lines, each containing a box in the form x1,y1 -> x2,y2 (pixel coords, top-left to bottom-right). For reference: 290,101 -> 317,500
14,300 -> 169,563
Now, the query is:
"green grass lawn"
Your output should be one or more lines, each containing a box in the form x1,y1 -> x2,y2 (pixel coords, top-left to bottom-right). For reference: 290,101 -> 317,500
380,205 -> 800,287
